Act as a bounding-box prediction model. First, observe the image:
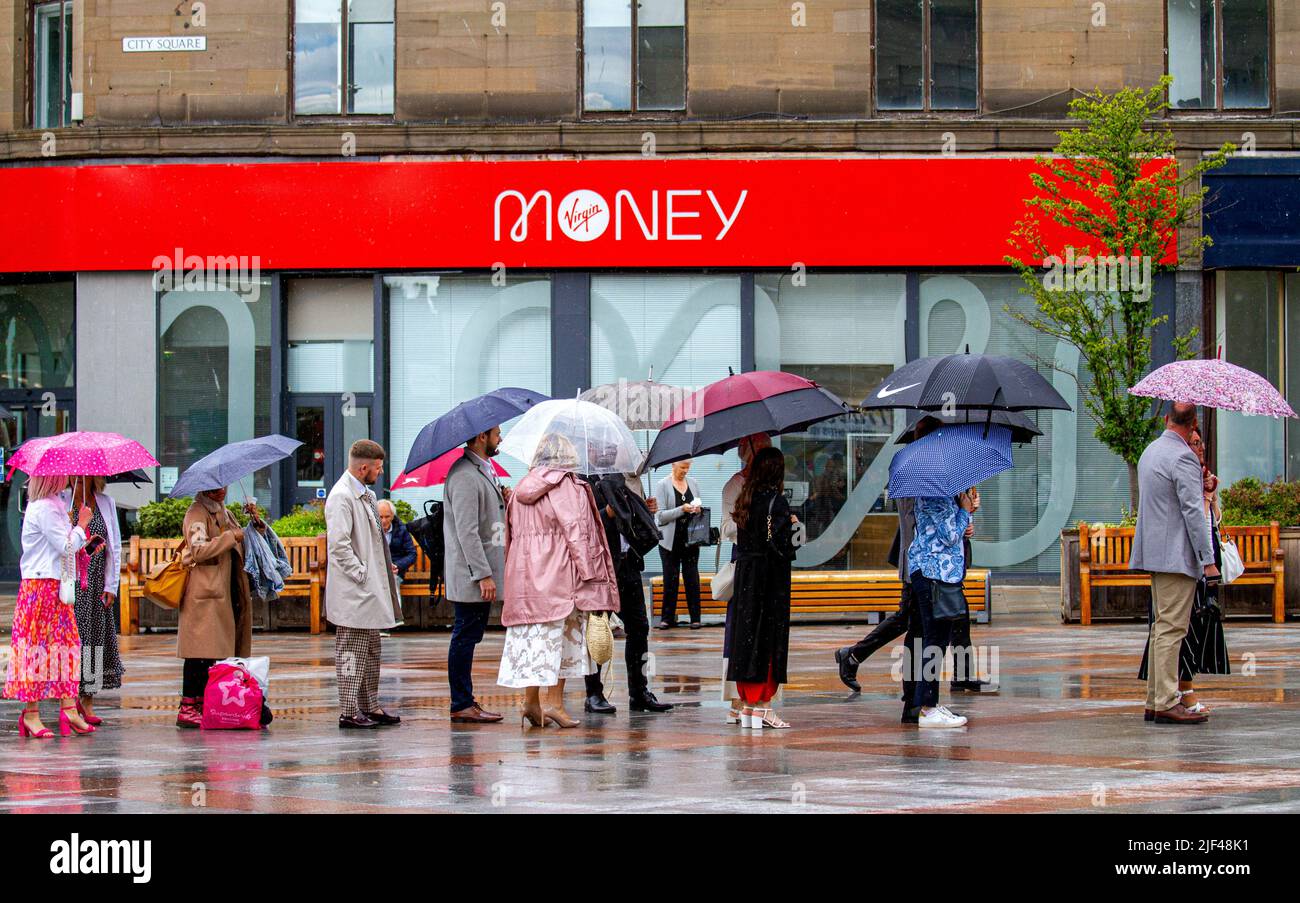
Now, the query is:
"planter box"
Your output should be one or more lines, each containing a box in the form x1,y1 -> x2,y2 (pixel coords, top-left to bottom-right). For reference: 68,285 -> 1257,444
1060,527 -> 1297,623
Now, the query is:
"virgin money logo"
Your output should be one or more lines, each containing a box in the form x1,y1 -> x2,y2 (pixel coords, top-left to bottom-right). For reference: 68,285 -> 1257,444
557,190 -> 610,241
495,188 -> 747,244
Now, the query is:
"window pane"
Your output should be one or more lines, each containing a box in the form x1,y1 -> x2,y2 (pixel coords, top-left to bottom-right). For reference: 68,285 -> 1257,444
638,0 -> 685,111
1222,0 -> 1270,109
584,0 -> 632,111
930,0 -> 977,110
295,0 -> 342,115
286,278 -> 375,393
158,278 -> 274,501
348,22 -> 394,113
386,275 -> 551,507
33,3 -> 65,129
349,0 -> 393,23
1218,271 -> 1283,487
1168,0 -> 1216,110
756,274 -> 907,570
876,0 -> 924,110
0,279 -> 74,390
1287,275 -> 1300,480
591,275 -> 740,565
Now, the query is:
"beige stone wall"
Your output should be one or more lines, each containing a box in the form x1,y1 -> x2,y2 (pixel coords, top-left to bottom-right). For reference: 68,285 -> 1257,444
1276,1 -> 1300,113
1,0 -> 22,132
83,0 -> 288,126
397,0 -> 576,120
982,0 -> 1166,115
688,0 -> 870,117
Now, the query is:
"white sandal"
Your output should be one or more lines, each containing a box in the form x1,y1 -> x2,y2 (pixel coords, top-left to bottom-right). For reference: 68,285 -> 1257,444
752,707 -> 790,729
1176,689 -> 1209,714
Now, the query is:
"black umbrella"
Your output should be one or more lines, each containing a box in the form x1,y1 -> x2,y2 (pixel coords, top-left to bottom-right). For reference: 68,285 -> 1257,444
106,469 -> 153,486
402,387 -> 551,475
861,351 -> 1071,413
895,408 -> 1043,445
641,381 -> 849,471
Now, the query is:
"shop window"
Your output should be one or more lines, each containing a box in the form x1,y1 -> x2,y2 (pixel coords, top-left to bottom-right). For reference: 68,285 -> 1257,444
875,0 -> 978,112
755,274 -> 906,571
157,278 -> 273,501
590,275 -> 739,564
32,1 -> 73,128
385,275 -> 552,507
1168,0 -> 1270,111
286,278 -> 374,393
294,0 -> 395,116
1215,271 -> 1284,486
921,274 -> 1128,575
583,0 -> 686,113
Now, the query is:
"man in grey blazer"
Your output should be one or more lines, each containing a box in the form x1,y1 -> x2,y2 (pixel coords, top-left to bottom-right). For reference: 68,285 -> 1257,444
1130,402 -> 1218,725
442,427 -> 508,723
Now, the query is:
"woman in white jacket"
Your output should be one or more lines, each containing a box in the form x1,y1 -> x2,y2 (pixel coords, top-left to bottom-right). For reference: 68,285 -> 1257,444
62,476 -> 123,725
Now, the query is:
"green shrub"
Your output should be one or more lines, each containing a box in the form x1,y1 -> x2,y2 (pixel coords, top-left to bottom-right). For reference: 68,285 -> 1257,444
137,497 -> 192,538
271,502 -> 327,538
393,498 -> 415,523
1220,476 -> 1300,527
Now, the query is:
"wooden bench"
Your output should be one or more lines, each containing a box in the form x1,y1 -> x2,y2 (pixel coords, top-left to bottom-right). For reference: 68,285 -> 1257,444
1078,522 -> 1285,625
651,568 -> 991,623
120,534 -> 326,636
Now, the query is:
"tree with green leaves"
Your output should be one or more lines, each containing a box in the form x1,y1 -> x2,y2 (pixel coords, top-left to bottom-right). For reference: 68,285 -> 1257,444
1006,76 -> 1233,508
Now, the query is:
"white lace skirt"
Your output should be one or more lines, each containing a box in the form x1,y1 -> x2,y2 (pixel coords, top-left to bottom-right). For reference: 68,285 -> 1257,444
497,607 -> 593,688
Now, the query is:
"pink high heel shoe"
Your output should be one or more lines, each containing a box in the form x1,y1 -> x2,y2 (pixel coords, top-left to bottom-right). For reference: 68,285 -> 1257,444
59,706 -> 95,736
76,698 -> 103,726
17,710 -> 53,739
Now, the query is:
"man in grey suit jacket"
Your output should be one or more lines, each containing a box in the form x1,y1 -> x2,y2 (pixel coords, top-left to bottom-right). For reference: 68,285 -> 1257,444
1130,402 -> 1218,725
442,428 -> 508,723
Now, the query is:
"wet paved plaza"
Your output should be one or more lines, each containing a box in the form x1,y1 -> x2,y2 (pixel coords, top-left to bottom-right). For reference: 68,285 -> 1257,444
3,614 -> 1299,814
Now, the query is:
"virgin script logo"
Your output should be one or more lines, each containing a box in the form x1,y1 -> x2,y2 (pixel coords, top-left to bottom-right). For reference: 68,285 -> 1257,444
495,187 -> 747,243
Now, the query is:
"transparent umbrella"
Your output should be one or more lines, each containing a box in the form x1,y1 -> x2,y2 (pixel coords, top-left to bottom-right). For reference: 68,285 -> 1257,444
499,399 -> 644,476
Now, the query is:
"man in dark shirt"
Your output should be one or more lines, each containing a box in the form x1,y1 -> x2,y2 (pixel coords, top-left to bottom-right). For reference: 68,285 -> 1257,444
377,499 -> 418,580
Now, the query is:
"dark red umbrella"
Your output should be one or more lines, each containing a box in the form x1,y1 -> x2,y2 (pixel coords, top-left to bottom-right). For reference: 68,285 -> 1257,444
642,371 -> 849,471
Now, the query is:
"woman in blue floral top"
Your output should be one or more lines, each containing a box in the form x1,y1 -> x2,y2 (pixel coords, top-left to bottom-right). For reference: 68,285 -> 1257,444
903,491 -> 976,728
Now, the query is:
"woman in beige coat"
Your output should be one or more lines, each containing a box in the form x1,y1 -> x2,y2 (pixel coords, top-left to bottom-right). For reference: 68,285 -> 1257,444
175,487 -> 254,728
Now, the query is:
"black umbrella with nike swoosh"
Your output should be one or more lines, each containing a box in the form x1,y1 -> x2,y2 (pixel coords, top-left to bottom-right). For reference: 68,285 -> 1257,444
860,349 -> 1071,413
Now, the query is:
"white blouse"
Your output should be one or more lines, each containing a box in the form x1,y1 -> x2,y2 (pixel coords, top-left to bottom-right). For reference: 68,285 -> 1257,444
59,490 -> 122,596
20,496 -> 87,581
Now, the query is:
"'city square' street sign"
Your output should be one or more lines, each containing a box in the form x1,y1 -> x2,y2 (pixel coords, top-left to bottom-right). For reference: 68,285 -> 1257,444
122,36 -> 207,53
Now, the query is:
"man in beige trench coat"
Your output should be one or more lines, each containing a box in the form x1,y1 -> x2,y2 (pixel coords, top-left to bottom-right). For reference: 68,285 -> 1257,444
326,439 -> 404,729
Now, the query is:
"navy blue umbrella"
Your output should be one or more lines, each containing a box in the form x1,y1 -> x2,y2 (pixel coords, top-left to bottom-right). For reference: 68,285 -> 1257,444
402,387 -> 551,475
169,435 -> 302,498
887,423 -> 1013,499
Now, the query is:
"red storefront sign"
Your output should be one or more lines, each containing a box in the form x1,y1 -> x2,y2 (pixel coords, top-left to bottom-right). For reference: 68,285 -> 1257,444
0,157 -> 1164,272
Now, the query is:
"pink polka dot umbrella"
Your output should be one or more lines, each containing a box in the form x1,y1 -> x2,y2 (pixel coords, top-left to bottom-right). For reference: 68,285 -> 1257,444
1129,359 -> 1297,418
5,431 -> 160,479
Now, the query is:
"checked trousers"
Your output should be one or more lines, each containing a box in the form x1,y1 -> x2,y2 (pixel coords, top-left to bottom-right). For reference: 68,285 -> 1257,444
335,626 -> 382,717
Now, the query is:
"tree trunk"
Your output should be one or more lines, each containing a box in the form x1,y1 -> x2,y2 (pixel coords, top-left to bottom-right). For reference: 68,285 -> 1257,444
1127,461 -> 1140,513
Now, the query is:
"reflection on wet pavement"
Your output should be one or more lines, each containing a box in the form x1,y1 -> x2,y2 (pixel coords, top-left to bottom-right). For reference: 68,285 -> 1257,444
2,616 -> 1298,813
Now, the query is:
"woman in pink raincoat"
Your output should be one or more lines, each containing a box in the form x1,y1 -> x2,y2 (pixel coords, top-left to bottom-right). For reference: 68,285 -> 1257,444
498,433 -> 619,729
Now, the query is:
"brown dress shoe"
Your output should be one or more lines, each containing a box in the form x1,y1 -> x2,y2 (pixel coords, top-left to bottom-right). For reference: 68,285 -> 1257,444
472,701 -> 503,721
450,705 -> 503,724
1154,703 -> 1208,724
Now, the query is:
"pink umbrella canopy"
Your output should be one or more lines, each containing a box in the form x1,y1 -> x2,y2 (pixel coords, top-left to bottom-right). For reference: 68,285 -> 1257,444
1129,359 -> 1297,418
391,448 -> 509,489
5,431 -> 160,478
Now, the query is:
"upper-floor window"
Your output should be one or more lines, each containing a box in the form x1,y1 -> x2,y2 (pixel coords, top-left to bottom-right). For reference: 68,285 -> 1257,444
875,0 -> 978,112
1168,0 -> 1270,111
32,1 -> 73,128
583,0 -> 686,113
294,0 -> 395,116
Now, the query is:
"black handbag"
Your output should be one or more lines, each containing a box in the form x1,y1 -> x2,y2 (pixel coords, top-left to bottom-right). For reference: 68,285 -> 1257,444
406,499 -> 444,584
931,579 -> 968,621
684,507 -> 714,547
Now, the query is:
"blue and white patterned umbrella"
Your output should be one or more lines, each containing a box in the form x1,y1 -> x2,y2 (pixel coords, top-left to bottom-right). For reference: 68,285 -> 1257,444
887,423 -> 1013,499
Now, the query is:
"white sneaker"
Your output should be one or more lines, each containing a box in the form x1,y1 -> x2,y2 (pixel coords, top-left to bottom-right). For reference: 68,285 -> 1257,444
917,705 -> 968,728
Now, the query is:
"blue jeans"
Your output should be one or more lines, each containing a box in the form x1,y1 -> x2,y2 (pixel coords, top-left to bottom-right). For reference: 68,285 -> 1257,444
448,601 -> 491,713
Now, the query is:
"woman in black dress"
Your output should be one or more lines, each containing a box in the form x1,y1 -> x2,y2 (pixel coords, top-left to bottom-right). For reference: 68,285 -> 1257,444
67,475 -> 124,725
726,447 -> 799,729
1137,426 -> 1229,710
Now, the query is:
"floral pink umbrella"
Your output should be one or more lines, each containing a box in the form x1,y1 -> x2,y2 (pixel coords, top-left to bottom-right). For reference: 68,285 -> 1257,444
5,431 -> 160,479
1129,359 -> 1297,418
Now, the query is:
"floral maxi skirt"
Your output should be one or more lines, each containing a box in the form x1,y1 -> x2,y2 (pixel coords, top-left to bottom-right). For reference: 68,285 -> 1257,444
4,578 -> 82,702
497,608 -> 592,689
